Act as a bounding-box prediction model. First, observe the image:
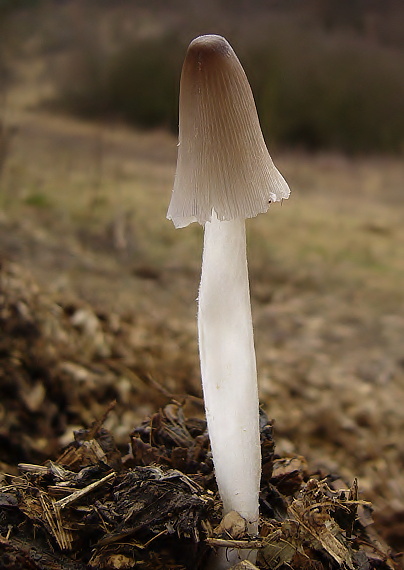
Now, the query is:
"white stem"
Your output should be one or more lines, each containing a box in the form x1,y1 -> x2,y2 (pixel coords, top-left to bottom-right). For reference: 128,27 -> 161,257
198,213 -> 261,535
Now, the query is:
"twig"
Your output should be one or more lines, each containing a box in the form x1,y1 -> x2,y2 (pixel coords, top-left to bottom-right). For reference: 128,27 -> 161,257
55,472 -> 116,510
205,537 -> 264,550
39,492 -> 73,550
18,464 -> 49,474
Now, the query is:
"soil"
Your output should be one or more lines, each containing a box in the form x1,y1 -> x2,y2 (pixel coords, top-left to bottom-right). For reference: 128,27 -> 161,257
0,221 -> 403,567
0,113 -> 403,569
1,2 -> 404,565
0,390 -> 399,569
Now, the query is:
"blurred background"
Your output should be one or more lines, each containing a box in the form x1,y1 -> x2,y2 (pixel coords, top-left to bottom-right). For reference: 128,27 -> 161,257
2,0 -> 404,152
1,0 -> 404,558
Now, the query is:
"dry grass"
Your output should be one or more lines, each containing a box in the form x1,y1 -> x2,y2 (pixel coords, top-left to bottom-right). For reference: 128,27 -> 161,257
2,108 -> 403,311
2,109 -> 404,527
251,153 -> 404,309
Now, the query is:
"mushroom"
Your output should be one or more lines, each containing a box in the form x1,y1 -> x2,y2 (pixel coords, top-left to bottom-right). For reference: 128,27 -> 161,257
167,34 -> 290,545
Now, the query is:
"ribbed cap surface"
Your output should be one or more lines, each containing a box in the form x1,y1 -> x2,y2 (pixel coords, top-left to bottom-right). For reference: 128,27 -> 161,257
167,35 -> 290,228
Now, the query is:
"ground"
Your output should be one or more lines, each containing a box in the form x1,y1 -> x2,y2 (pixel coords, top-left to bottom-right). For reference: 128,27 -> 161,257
0,24 -> 404,565
1,107 -> 404,565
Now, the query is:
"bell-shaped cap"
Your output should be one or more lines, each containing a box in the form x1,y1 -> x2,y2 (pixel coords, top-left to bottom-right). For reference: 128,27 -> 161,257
167,34 -> 290,228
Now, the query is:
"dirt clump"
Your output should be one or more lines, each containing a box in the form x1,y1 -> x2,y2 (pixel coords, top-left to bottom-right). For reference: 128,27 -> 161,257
0,258 -> 198,469
0,405 -> 399,569
0,258 -> 402,568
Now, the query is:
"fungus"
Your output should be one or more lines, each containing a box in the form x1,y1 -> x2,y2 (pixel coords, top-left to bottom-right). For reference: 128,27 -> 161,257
167,34 -> 290,560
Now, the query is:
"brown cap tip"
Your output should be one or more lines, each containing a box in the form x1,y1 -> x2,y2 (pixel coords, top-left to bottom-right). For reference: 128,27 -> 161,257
167,35 -> 290,228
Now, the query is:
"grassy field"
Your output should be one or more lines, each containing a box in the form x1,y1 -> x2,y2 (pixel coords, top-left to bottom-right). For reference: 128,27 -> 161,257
2,108 -> 403,312
2,102 -> 404,472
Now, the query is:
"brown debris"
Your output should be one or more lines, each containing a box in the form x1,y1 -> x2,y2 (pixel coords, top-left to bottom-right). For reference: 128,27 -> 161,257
0,260 -> 402,568
130,404 -> 215,487
257,477 -> 398,570
0,259 -> 198,469
270,456 -> 308,496
214,511 -> 248,540
231,563 -> 260,570
0,403 -> 400,569
0,409 -> 217,568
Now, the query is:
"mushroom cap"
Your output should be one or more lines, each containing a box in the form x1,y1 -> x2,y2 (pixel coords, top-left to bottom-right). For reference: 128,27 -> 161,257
167,34 -> 290,228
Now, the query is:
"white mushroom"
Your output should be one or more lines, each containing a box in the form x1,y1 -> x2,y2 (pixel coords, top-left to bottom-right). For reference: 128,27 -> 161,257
167,33 -> 290,550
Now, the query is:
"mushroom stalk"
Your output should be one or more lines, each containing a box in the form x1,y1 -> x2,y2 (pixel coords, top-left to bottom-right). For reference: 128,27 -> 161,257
198,212 -> 260,533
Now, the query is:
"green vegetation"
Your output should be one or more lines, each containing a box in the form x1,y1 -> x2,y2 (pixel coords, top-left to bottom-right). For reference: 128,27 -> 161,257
24,192 -> 53,208
60,35 -> 182,132
3,1 -> 404,154
0,0 -> 39,16
244,31 -> 404,153
56,27 -> 404,154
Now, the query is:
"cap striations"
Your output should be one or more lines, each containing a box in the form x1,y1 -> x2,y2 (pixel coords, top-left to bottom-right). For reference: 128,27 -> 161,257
167,35 -> 290,228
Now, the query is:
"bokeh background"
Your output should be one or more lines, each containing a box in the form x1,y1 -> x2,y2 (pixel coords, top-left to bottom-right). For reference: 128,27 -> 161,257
2,0 -> 404,153
1,0 -> 404,559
